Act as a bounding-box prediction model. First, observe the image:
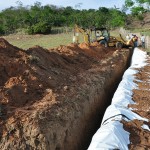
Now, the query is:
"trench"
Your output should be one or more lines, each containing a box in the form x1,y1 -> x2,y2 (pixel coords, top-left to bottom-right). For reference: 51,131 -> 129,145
83,48 -> 134,149
70,48 -> 134,150
40,48 -> 134,150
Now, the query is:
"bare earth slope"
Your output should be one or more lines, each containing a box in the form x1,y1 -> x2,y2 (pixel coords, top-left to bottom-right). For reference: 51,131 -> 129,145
127,12 -> 150,28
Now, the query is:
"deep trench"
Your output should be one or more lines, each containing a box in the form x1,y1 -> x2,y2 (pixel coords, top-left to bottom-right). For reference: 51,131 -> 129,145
81,80 -> 124,149
42,48 -> 134,150
82,48 -> 134,150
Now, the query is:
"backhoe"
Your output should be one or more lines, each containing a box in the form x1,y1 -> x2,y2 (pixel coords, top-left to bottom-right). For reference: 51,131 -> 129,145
73,25 -> 134,49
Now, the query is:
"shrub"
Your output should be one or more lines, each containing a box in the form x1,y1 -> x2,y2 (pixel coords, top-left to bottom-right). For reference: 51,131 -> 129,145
27,22 -> 52,34
0,25 -> 5,35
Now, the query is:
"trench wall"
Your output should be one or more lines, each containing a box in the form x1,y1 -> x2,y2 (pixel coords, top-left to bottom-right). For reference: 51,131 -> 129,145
71,49 -> 133,150
39,48 -> 133,150
87,48 -> 149,150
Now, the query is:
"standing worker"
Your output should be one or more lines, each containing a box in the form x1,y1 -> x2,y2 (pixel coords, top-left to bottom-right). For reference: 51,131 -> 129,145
141,34 -> 145,49
132,35 -> 138,47
126,34 -> 130,41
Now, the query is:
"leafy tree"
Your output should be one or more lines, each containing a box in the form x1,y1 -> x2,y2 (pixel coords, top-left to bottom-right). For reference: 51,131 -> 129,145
125,0 -> 149,20
0,25 -> 5,35
131,6 -> 146,15
125,0 -> 150,13
125,0 -> 150,7
108,9 -> 126,28
27,21 -> 51,34
0,2 -> 128,35
125,0 -> 135,7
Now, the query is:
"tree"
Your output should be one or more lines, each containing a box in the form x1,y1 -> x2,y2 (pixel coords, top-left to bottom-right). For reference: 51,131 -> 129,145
125,0 -> 149,20
125,0 -> 150,12
0,2 -> 128,35
125,0 -> 134,7
108,9 -> 126,28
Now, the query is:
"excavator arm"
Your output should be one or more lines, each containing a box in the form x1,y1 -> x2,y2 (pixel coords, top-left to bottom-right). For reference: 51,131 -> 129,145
119,34 -> 134,47
73,24 -> 90,44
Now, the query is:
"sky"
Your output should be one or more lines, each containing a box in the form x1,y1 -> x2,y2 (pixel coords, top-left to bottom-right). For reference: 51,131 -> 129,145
0,0 -> 125,11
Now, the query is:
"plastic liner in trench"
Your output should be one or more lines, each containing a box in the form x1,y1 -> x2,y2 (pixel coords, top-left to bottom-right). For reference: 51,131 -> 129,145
88,48 -> 150,150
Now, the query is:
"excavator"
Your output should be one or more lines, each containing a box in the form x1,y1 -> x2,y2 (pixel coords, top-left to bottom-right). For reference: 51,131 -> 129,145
73,24 -> 90,44
73,24 -> 134,49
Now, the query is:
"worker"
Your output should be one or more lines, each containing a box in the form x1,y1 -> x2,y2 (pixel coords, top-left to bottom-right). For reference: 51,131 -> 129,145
132,35 -> 138,47
96,31 -> 100,38
126,34 -> 130,41
140,34 -> 145,49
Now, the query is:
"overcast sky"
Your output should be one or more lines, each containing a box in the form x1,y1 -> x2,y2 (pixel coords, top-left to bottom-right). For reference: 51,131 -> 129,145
0,0 -> 125,11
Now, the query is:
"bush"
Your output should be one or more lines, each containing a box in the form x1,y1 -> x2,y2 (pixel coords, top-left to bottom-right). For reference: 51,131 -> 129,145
137,15 -> 144,21
27,26 -> 34,34
27,22 -> 52,34
0,25 -> 5,35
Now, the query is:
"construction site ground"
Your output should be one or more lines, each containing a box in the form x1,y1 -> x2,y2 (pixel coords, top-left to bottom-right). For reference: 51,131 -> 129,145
0,37 -> 149,149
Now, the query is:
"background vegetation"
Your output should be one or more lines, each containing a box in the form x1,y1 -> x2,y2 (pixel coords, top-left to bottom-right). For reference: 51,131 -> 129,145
0,0 -> 149,35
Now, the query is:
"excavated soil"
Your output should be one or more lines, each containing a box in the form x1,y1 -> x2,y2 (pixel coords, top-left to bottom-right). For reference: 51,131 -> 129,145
0,38 -> 132,150
122,58 -> 150,149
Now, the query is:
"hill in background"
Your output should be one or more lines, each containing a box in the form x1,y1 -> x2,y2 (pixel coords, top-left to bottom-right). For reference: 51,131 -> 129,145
127,12 -> 150,29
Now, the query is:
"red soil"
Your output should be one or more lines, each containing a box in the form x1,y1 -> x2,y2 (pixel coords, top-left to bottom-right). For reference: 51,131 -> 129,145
0,38 -> 130,149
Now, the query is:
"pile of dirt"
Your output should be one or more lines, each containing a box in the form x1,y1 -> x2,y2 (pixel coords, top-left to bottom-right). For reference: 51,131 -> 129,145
0,39 -> 111,108
0,38 -> 131,149
122,58 -> 150,149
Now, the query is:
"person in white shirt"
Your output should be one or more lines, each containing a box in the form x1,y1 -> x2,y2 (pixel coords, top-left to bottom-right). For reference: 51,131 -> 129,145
126,34 -> 130,41
96,31 -> 100,38
141,35 -> 145,48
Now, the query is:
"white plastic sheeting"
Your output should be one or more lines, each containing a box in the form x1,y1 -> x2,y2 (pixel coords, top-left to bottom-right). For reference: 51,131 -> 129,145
87,121 -> 130,150
88,48 -> 149,150
141,124 -> 150,131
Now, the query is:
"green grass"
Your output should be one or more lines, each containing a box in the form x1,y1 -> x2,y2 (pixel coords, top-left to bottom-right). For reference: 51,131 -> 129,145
129,28 -> 150,36
1,29 -> 150,51
2,31 -> 86,50
146,47 -> 150,53
2,32 -> 74,50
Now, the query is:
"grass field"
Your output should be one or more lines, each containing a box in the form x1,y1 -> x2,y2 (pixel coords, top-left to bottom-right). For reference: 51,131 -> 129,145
2,30 -> 123,49
1,30 -> 150,53
2,31 -> 88,50
2,32 -> 74,50
130,28 -> 150,36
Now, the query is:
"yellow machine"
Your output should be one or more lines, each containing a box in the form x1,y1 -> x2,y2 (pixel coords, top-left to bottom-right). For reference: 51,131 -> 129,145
89,27 -> 134,49
73,24 -> 90,44
73,25 -> 134,49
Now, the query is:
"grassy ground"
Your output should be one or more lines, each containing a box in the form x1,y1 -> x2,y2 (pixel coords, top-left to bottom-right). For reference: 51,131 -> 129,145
2,33 -> 74,50
146,47 -> 150,53
1,30 -> 121,50
1,29 -> 150,52
1,32 -> 86,50
130,28 -> 150,36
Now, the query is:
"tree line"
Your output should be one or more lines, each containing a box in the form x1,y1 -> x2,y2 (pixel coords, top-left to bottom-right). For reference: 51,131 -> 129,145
125,0 -> 150,20
0,1 -> 149,35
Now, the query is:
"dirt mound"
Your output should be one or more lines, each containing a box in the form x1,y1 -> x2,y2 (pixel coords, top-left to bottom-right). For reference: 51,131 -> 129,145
0,38 -> 131,149
0,38 -> 115,108
122,119 -> 150,149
